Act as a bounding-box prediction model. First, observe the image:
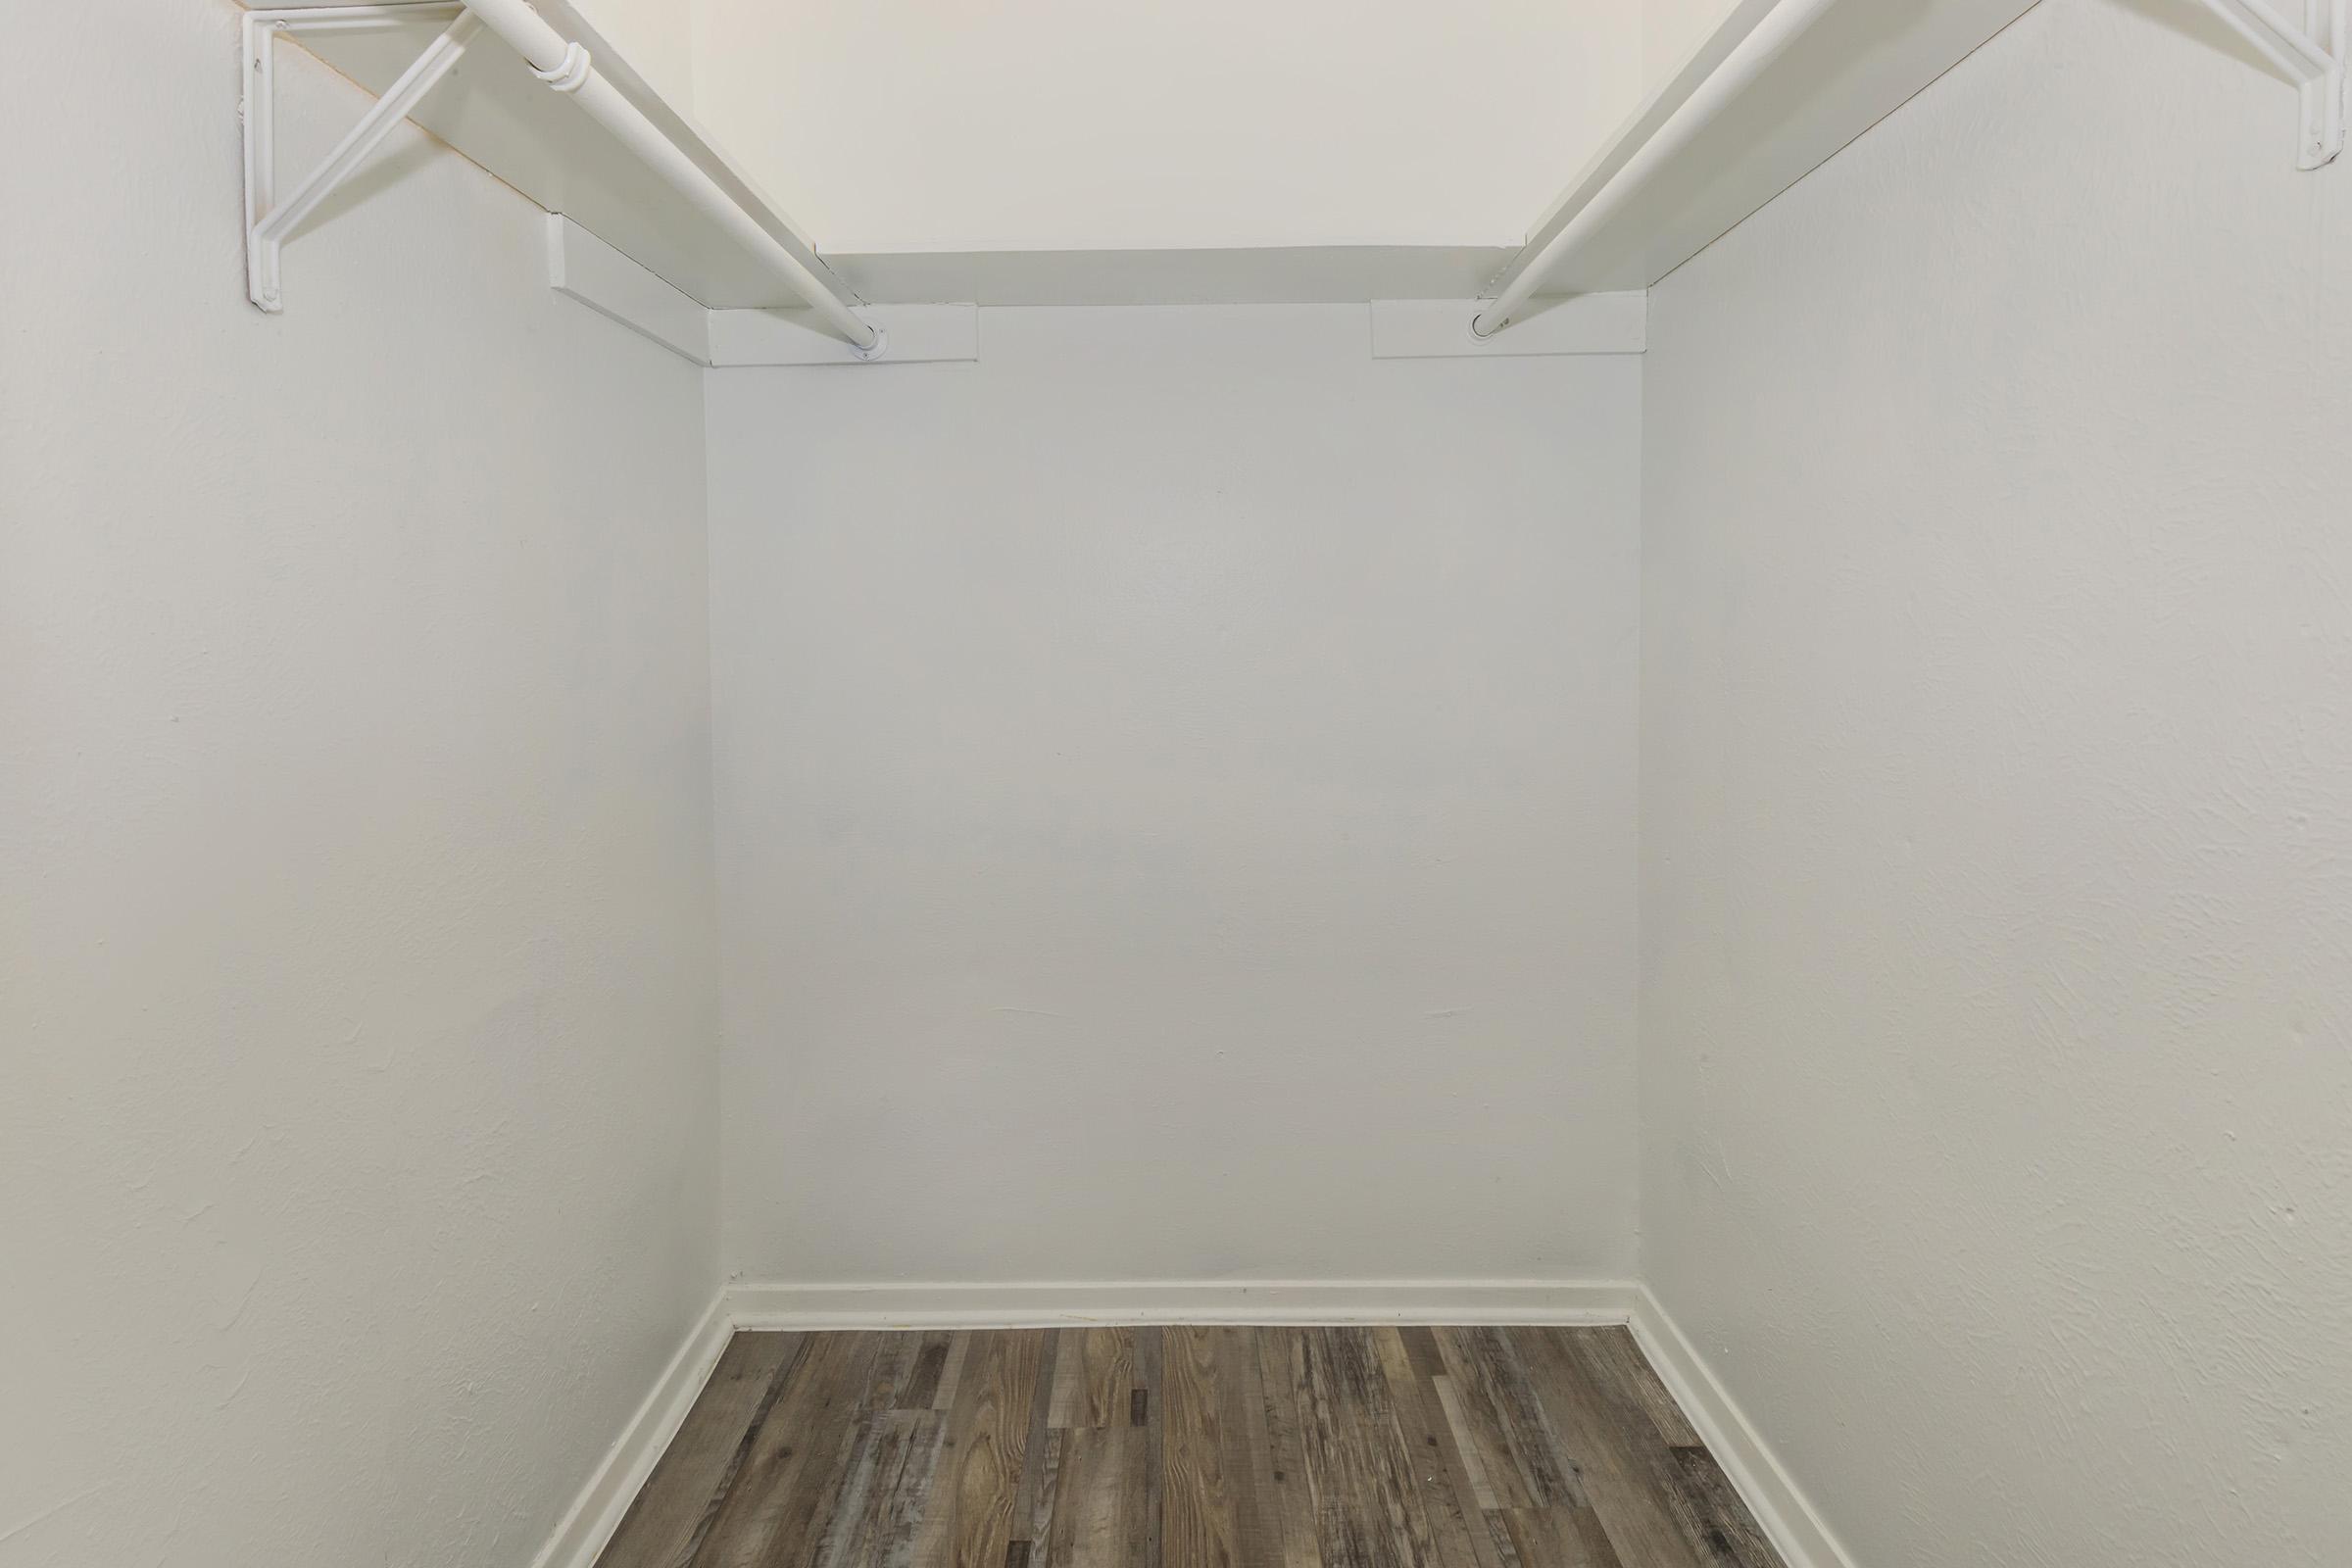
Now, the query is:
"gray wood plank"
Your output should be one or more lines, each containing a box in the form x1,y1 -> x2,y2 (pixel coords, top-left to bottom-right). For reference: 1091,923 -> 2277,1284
1505,1330 -> 1707,1568
909,1330 -> 1045,1568
1008,1331 -> 1062,1544
595,1333 -> 804,1568
1135,1326 -> 1167,1568
1662,1447 -> 1787,1568
1163,1326 -> 1240,1568
1051,1328 -> 1136,1431
1253,1329 -> 1326,1568
1037,1424 -> 1148,1568
1567,1331 -> 1703,1452
1371,1328 -> 1494,1568
1432,1329 -> 1581,1511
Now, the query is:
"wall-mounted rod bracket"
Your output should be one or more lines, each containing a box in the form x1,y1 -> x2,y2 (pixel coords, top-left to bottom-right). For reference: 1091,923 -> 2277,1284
241,5 -> 479,312
2195,0 -> 2347,168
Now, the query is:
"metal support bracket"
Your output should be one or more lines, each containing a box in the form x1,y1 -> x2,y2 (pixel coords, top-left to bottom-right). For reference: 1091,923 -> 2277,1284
240,4 -> 480,312
2196,0 -> 2347,169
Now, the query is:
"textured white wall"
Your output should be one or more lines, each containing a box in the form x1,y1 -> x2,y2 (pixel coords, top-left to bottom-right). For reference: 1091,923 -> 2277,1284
688,0 -> 1642,252
573,0 -> 695,108
1642,0 -> 1737,83
708,306 -> 1642,1287
1640,3 -> 2352,1566
0,5 -> 718,1566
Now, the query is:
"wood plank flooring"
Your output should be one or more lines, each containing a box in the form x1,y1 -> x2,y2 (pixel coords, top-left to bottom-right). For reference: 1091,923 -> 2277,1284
595,1327 -> 1784,1568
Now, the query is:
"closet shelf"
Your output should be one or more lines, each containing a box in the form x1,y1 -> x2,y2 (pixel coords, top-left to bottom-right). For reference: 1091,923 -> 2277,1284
1477,0 -> 2037,336
243,0 -> 2052,334
239,0 -> 879,349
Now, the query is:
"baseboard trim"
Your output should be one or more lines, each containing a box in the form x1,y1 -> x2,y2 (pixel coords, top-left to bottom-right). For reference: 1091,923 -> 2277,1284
530,1292 -> 733,1568
725,1278 -> 1642,1330
1627,1287 -> 1858,1568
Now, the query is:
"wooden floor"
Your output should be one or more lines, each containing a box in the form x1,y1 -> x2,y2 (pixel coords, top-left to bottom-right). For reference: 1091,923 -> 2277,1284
595,1326 -> 1784,1568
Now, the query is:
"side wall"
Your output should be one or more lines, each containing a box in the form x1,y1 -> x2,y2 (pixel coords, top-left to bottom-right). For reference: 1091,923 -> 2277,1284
0,6 -> 719,1564
1640,3 -> 2352,1565
708,307 -> 1642,1290
574,0 -> 696,108
1643,0 -> 1738,83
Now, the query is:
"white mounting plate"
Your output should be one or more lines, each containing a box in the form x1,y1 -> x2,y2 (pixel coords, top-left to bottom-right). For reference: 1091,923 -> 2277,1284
1369,295 -> 1647,359
546,216 -> 980,368
545,213 -> 712,363
238,0 -> 847,310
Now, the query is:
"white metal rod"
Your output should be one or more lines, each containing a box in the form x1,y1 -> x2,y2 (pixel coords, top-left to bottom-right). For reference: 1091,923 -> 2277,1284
254,12 -> 483,254
244,15 -> 279,247
2263,0 -> 2337,70
455,0 -> 881,354
2199,0 -> 2334,80
1472,0 -> 1840,338
259,4 -> 466,36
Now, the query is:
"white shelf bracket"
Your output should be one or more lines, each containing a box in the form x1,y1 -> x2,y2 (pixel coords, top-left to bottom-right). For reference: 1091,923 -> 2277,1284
2195,0 -> 2347,168
240,4 -> 480,312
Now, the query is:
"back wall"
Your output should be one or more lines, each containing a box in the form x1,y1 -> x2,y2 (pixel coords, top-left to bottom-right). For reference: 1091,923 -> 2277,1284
706,305 -> 1642,1288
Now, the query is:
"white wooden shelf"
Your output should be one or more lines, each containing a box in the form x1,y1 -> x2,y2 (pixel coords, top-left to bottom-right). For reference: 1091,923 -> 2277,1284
1494,0 -> 2040,308
243,0 -> 853,315
242,0 -> 2053,340
814,0 -> 2041,315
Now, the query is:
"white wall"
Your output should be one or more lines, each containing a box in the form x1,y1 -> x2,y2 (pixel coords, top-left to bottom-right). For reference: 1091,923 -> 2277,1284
708,306 -> 1642,1287
1640,3 -> 2352,1565
1642,0 -> 1736,83
573,0 -> 695,109
0,6 -> 718,1566
688,0 -> 1642,252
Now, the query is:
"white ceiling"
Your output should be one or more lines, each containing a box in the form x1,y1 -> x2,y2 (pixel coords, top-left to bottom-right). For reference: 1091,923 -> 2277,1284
655,0 -> 1657,255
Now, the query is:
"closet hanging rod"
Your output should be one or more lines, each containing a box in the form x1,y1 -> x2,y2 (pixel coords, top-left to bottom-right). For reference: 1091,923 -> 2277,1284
455,0 -> 884,356
1471,0 -> 1839,340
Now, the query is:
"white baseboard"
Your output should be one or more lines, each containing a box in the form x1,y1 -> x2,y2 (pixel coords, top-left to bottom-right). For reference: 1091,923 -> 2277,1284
530,1293 -> 733,1568
725,1277 -> 1642,1330
1627,1287 -> 1858,1568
